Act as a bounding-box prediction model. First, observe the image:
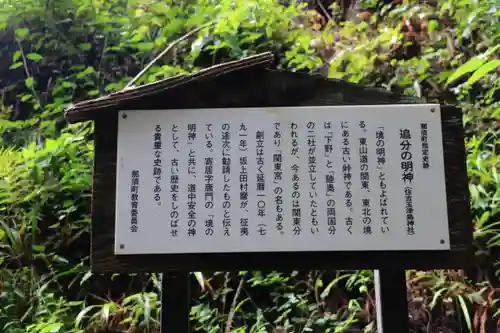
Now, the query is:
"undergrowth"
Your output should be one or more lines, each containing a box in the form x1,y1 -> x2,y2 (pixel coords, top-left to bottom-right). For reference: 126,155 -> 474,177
0,0 -> 499,332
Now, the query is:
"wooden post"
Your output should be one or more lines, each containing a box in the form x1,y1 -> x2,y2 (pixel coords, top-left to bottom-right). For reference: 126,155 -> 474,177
374,269 -> 409,333
161,271 -> 190,333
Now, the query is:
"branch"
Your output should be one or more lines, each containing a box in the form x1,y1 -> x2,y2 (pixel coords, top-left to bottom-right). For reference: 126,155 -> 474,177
225,276 -> 246,333
15,39 -> 44,113
96,34 -> 109,94
125,21 -> 215,89
315,0 -> 334,22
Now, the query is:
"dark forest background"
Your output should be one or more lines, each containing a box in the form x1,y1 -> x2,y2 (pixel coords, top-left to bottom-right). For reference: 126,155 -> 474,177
0,0 -> 499,332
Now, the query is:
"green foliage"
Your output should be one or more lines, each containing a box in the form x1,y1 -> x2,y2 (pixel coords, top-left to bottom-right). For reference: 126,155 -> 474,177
0,124 -> 93,332
0,0 -> 499,332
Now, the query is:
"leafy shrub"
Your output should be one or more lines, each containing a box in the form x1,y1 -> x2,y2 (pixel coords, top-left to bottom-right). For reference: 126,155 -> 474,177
0,0 -> 498,332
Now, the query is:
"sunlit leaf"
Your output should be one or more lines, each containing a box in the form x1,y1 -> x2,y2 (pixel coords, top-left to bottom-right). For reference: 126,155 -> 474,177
78,43 -> 92,51
12,50 -> 21,62
40,323 -> 62,333
75,305 -> 100,328
428,19 -> 439,32
446,57 -> 486,85
466,60 -> 500,86
9,62 -> 23,69
193,271 -> 205,291
15,28 -> 29,38
32,244 -> 45,252
80,270 -> 93,285
456,295 -> 472,332
25,77 -> 34,89
27,53 -> 43,62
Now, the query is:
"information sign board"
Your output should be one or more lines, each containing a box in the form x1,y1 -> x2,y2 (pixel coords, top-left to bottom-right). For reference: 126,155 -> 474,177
115,104 -> 450,254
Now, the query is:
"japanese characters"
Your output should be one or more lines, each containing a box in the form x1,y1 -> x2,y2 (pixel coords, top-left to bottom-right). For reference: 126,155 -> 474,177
130,170 -> 140,233
324,121 -> 336,236
400,128 -> 415,236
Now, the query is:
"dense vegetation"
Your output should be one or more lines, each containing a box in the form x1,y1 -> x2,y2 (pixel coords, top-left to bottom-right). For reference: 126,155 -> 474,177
0,0 -> 498,332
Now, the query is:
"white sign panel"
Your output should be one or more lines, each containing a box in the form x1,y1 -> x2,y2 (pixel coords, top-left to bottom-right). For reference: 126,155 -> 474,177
115,105 -> 450,255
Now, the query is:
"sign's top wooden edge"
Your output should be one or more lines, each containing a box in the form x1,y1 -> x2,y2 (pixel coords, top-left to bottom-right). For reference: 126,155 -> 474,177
64,52 -> 275,123
64,51 -> 423,124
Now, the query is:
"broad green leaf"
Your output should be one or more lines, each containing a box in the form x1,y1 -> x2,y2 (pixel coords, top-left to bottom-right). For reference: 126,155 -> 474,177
40,323 -> 62,333
428,19 -> 439,32
136,42 -> 155,51
83,66 -> 95,75
0,229 -> 4,240
78,43 -> 92,51
76,66 -> 95,79
9,62 -> 23,69
25,77 -> 34,89
15,28 -> 29,38
27,53 -> 43,62
101,303 -> 111,322
466,59 -> 500,86
32,244 -> 45,252
151,3 -> 169,14
446,57 -> 486,85
12,50 -> 21,62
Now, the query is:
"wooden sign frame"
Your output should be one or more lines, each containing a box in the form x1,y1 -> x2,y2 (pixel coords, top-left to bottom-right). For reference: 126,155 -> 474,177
65,53 -> 472,273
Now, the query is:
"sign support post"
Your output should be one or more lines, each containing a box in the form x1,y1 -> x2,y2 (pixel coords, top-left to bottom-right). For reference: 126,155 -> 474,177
161,271 -> 190,333
374,269 -> 410,333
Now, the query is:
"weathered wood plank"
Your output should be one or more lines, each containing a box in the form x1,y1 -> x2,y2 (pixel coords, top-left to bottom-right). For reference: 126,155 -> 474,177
441,105 -> 473,251
66,53 -> 274,122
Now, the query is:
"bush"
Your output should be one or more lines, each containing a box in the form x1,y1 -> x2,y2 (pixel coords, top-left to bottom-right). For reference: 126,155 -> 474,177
0,0 -> 498,332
